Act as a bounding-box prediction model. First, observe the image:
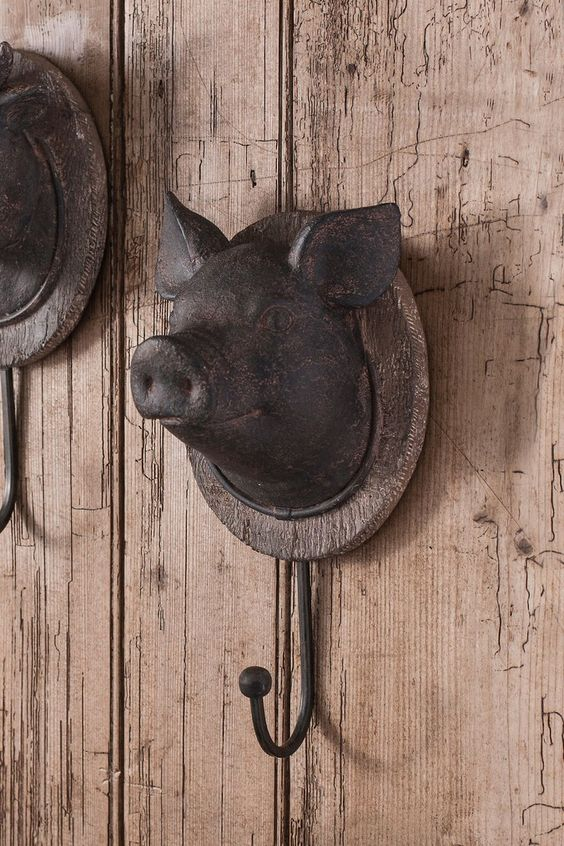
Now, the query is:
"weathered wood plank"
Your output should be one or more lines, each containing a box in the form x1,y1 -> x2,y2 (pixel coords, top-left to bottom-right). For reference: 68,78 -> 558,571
288,1 -> 564,843
122,1 -> 283,842
2,1 -> 562,843
0,2 -> 118,844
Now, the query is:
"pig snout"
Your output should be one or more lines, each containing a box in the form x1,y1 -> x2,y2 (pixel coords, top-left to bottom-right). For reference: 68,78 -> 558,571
131,335 -> 211,425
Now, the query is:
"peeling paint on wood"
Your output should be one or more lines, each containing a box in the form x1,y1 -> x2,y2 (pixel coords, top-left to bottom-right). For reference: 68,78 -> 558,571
1,0 -> 562,844
288,1 -> 564,843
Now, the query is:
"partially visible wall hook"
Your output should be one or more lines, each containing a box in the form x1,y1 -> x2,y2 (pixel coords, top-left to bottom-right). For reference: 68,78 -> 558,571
239,560 -> 314,758
0,43 -> 107,535
0,369 -> 17,534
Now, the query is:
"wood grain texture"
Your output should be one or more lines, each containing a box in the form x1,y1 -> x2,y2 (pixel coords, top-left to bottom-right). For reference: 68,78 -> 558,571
0,1 -> 119,844
1,0 -> 562,844
288,0 -> 564,843
122,1 -> 284,843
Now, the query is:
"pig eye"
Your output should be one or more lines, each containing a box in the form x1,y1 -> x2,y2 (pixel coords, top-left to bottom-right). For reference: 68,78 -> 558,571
259,305 -> 294,333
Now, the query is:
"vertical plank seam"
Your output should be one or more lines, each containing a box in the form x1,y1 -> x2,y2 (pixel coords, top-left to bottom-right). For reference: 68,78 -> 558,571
277,0 -> 295,216
108,0 -> 126,840
277,1 -> 294,843
273,558 -> 281,846
281,563 -> 292,846
283,0 -> 295,215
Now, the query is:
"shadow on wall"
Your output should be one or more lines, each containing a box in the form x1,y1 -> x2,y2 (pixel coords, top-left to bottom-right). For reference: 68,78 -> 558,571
308,212 -> 543,774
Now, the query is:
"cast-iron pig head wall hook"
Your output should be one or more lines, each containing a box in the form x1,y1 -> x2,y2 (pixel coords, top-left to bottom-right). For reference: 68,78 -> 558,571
131,193 -> 429,757
0,43 -> 107,532
132,194 -> 401,513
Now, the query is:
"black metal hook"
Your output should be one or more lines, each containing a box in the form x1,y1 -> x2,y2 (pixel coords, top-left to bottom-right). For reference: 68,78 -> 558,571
239,560 -> 314,758
0,368 -> 17,534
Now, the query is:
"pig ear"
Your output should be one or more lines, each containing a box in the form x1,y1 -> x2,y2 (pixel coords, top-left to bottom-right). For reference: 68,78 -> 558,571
288,205 -> 401,308
155,191 -> 229,300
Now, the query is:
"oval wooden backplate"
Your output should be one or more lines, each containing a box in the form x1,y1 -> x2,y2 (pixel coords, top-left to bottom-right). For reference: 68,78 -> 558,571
191,239 -> 429,560
0,44 -> 107,367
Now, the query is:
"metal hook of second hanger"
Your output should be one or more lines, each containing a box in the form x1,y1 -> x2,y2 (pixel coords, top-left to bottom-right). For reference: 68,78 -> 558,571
0,368 -> 17,534
239,559 -> 314,758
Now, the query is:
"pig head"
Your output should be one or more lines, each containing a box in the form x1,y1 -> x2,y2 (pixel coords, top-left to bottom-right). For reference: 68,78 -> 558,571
131,193 -> 401,511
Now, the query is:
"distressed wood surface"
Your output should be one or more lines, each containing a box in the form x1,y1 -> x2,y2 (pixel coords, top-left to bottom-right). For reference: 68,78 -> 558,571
288,1 -> 564,844
0,1 -> 120,844
122,1 -> 283,843
1,0 -> 563,844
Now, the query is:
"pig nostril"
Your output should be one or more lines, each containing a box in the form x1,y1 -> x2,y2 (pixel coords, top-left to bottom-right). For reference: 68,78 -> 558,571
142,375 -> 154,394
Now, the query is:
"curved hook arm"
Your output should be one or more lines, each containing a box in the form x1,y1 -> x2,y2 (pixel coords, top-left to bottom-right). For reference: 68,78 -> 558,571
0,368 -> 17,534
239,560 -> 314,758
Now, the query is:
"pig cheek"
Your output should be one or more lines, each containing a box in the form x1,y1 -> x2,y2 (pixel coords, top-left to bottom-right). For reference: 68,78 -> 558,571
218,338 -> 274,416
279,325 -> 362,420
207,349 -> 266,425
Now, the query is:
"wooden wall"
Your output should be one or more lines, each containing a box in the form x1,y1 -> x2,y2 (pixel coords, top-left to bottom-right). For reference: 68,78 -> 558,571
1,1 -> 563,843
